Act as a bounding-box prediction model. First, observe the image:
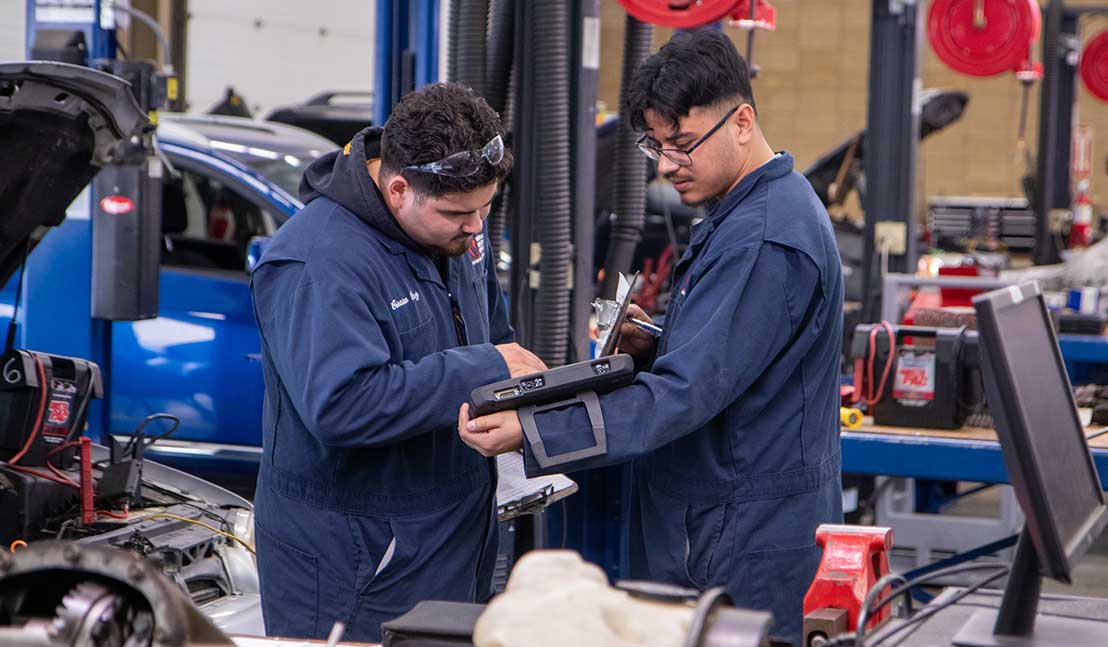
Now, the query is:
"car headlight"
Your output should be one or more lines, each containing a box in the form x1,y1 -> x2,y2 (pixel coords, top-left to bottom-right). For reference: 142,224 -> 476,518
231,508 -> 255,553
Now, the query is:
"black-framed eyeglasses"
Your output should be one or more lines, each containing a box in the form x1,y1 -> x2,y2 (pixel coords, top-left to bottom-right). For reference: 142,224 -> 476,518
636,105 -> 741,167
405,134 -> 505,178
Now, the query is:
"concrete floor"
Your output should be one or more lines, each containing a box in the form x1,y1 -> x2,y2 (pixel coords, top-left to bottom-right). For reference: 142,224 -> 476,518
944,484 -> 1108,598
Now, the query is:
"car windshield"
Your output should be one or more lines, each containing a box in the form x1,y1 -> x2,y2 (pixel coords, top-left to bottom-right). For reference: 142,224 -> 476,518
235,153 -> 315,198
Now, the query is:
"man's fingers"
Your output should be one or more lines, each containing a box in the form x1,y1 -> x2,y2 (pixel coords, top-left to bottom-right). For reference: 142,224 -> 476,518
465,411 -> 504,433
458,402 -> 471,431
620,322 -> 648,339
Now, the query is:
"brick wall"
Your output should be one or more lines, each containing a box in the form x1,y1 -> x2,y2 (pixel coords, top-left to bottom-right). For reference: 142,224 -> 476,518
598,1 -> 1108,219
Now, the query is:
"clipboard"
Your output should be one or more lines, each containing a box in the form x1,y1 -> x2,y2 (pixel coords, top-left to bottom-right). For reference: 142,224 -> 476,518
495,451 -> 578,521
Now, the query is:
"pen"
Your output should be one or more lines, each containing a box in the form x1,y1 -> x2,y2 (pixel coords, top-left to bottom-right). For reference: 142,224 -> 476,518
629,317 -> 663,337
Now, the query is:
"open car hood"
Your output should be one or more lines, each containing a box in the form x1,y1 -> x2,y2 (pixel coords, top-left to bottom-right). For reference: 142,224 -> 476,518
0,61 -> 147,286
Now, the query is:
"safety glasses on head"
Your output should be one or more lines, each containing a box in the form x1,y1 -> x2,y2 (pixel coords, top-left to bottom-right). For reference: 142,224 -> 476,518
636,104 -> 742,167
404,134 -> 505,178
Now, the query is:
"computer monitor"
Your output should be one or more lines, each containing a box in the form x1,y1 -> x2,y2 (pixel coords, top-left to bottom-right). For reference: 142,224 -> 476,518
953,282 -> 1108,646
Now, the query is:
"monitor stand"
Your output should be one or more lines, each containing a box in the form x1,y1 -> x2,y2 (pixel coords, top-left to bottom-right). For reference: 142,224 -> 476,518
953,530 -> 1108,647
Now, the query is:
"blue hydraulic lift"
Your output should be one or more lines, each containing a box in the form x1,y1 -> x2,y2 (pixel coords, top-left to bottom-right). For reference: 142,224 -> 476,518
373,0 -> 441,126
22,0 -> 121,442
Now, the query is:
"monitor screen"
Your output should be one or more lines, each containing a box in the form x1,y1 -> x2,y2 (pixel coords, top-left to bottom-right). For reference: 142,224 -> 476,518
974,283 -> 1106,580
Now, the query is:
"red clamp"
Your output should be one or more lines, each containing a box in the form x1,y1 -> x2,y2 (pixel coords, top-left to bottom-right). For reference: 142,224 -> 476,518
803,524 -> 895,633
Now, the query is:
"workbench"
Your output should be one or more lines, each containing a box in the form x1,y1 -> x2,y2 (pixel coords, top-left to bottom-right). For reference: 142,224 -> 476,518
881,588 -> 1108,646
842,418 -> 1108,488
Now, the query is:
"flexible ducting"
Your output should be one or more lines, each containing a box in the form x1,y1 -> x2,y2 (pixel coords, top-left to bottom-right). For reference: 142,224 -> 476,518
484,0 -> 516,260
448,0 -> 490,96
531,0 -> 573,366
600,15 -> 653,299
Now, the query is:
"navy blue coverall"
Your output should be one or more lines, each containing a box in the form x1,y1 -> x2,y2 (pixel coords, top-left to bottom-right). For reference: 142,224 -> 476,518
250,128 -> 512,642
523,153 -> 844,644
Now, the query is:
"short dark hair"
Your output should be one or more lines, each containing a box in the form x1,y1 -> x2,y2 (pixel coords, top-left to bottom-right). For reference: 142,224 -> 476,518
627,29 -> 756,132
380,82 -> 513,197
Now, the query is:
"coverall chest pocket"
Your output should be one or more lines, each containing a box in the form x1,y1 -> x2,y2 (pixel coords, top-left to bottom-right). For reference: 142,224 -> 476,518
387,286 -> 433,335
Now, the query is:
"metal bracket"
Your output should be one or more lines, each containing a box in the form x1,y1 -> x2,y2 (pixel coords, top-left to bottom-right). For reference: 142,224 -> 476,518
519,390 -> 606,469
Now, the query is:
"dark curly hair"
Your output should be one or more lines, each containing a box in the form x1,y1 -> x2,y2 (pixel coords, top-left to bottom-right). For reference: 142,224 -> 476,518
627,29 -> 756,132
380,82 -> 512,197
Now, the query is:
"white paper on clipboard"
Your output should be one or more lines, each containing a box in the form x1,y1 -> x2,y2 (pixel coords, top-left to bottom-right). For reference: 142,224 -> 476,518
496,452 -> 578,521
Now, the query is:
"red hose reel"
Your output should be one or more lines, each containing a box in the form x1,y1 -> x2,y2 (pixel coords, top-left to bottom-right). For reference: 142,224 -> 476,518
617,0 -> 775,30
927,0 -> 1041,78
1080,30 -> 1108,103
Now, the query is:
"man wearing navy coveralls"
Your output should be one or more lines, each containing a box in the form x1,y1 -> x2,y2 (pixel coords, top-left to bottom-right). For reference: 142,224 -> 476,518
459,31 -> 844,644
250,83 -> 546,642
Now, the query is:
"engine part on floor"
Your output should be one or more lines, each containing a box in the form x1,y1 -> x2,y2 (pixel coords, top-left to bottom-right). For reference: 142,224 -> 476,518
0,541 -> 235,647
850,324 -> 982,430
0,350 -> 102,469
599,13 -> 652,300
1080,29 -> 1108,103
802,524 -> 894,647
383,550 -> 772,647
927,0 -> 1041,78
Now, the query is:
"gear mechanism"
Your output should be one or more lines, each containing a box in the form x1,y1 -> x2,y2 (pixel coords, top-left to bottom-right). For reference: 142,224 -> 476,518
50,581 -> 153,647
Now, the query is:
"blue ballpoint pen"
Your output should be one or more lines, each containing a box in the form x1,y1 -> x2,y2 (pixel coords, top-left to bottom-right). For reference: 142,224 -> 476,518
628,317 -> 663,337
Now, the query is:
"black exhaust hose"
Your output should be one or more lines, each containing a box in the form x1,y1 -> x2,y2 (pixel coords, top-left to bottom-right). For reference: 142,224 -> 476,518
532,0 -> 573,366
451,0 -> 490,95
485,0 -> 515,260
600,15 -> 653,299
447,0 -> 461,81
484,0 -> 515,115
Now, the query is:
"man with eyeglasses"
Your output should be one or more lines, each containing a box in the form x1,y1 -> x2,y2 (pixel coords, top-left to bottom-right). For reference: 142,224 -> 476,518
459,30 -> 844,644
250,82 -> 546,642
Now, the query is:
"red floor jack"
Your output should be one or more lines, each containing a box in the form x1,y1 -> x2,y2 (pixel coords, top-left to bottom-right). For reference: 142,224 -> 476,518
802,524 -> 894,646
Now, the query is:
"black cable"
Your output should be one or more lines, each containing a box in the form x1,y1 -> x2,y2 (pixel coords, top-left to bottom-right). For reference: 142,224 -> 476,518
4,242 -> 30,353
903,535 -> 1018,582
122,413 -> 181,456
863,563 -> 1008,624
174,499 -> 234,531
828,562 -> 1011,647
864,567 -> 1010,646
855,573 -> 911,645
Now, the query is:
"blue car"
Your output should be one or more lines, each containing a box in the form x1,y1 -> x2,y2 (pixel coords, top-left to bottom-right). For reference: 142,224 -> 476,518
2,111 -> 336,492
